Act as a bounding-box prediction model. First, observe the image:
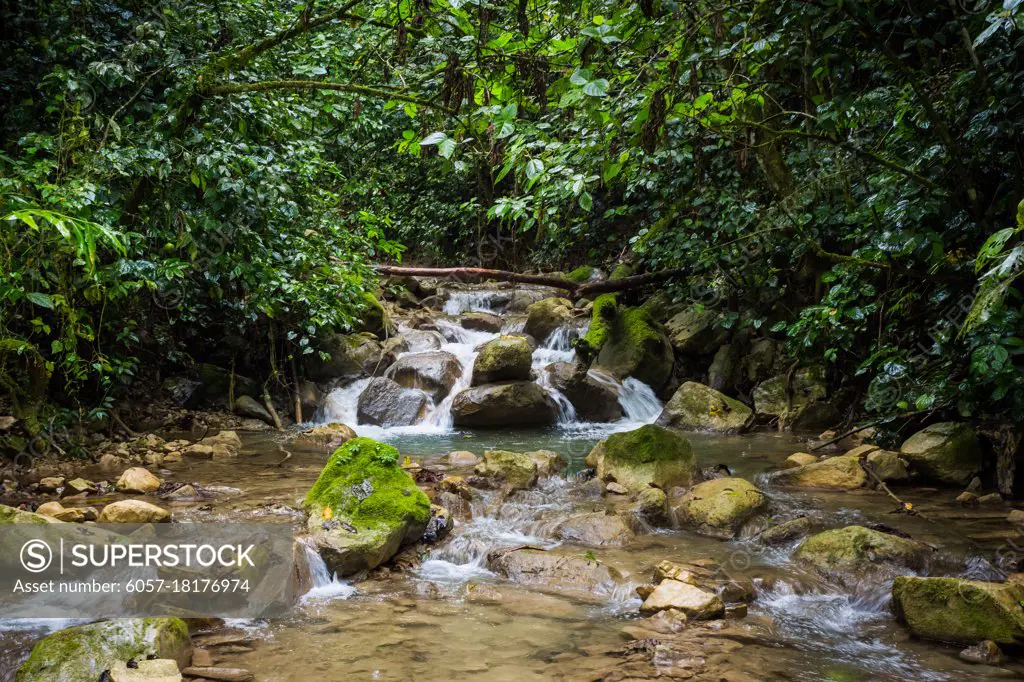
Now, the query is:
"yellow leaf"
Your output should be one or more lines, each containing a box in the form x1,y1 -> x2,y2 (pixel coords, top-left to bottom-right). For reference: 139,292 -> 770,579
323,507 -> 333,520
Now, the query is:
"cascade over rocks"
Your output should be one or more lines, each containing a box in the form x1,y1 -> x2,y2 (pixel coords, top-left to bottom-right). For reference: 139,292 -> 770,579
545,362 -> 623,422
672,477 -> 766,538
586,424 -> 697,492
304,438 -> 430,576
594,306 -> 674,392
472,336 -> 533,385
657,381 -> 752,432
451,382 -> 558,428
899,422 -> 983,486
385,351 -> 462,402
794,525 -> 931,586
356,377 -> 429,427
892,577 -> 1024,645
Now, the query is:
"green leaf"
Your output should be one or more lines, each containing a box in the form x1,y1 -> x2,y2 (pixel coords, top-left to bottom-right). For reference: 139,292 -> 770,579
583,79 -> 609,97
438,138 -> 456,159
420,132 -> 447,146
525,159 -> 544,180
579,191 -> 593,212
25,292 -> 55,309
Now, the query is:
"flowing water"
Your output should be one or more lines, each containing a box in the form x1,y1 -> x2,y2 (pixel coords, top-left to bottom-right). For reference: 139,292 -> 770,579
2,286 -> 1022,680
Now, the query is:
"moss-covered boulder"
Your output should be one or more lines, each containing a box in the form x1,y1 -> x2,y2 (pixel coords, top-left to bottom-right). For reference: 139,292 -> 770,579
657,382 -> 752,433
306,333 -> 395,382
15,618 -> 191,682
587,424 -> 697,492
794,526 -> 931,586
0,503 -> 56,524
665,307 -> 728,357
304,438 -> 431,576
899,422 -> 983,486
595,306 -> 674,391
892,576 -> 1024,645
523,297 -> 573,343
472,336 -> 533,385
474,449 -> 566,490
450,382 -> 558,428
769,455 -> 868,490
564,265 -> 599,284
752,366 -> 828,428
385,350 -> 462,402
575,293 -> 617,361
673,477 -> 766,538
356,291 -> 390,337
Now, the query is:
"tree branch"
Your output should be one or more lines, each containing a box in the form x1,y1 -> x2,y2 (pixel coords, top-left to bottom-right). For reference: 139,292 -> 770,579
203,80 -> 455,114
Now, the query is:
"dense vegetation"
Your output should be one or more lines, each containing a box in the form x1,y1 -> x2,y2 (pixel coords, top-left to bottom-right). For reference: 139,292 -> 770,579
2,0 -> 1023,438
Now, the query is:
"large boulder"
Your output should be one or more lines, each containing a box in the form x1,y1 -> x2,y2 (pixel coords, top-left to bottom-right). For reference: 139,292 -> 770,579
450,382 -> 558,428
546,363 -> 623,422
304,438 -> 430,576
665,307 -> 728,356
657,382 -> 752,433
289,422 -> 357,451
473,449 -> 565,490
472,337 -> 533,385
892,577 -> 1024,645
673,477 -> 766,539
0,503 -> 56,524
586,424 -> 697,492
899,422 -> 982,486
306,333 -> 394,382
768,455 -> 868,490
384,351 -> 462,402
15,618 -> 191,682
794,526 -> 931,586
233,394 -> 275,426
461,311 -> 504,333
356,377 -> 428,427
555,512 -> 636,547
595,306 -> 674,391
115,467 -> 161,494
395,329 -> 445,353
752,366 -> 828,428
487,548 -> 625,602
741,338 -> 782,386
97,500 -> 171,523
356,291 -> 389,337
523,297 -> 573,343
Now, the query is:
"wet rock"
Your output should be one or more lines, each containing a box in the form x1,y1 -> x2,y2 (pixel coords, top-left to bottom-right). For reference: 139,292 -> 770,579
555,512 -> 636,547
632,488 -> 668,524
654,559 -> 716,585
15,618 -> 191,682
487,548 -> 625,601
461,311 -> 504,333
108,658 -> 181,682
116,467 -> 162,494
473,449 -> 565,490
385,350 -> 462,402
742,338 -> 782,386
35,501 -> 66,517
230,395 -> 272,426
866,449 -> 909,483
471,336 -> 533,385
0,503 -> 55,524
523,297 -> 573,343
423,504 -> 452,543
707,343 -> 737,392
436,475 -> 474,500
164,484 -> 200,500
181,667 -> 254,682
545,362 -> 623,422
50,506 -> 88,523
752,366 -> 828,428
639,579 -> 725,619
443,450 -> 479,467
794,526 -> 930,586
401,329 -> 446,352
289,422 -> 357,451
306,332 -> 394,381
97,500 -> 172,523
587,424 -> 697,493
956,491 -> 980,507
672,477 -> 766,539
959,640 -> 1005,665
185,430 -> 243,459
296,379 -> 323,419
356,377 -> 429,427
595,306 -> 674,391
1007,509 -> 1024,525
62,477 -> 97,497
899,422 -> 982,486
37,476 -> 64,492
979,492 -> 1004,506
98,453 -> 128,470
657,381 -> 752,433
892,576 -> 1024,645
451,382 -> 558,428
304,438 -> 430,577
783,452 -> 818,468
639,608 -> 689,634
665,307 -> 728,356
758,516 -> 812,546
768,455 -> 867,490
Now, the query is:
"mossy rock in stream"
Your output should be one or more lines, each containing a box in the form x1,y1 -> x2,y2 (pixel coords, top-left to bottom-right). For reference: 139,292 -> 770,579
356,291 -> 390,337
304,437 -> 431,576
450,382 -> 558,428
0,503 -> 56,525
564,265 -> 599,284
672,477 -> 766,539
575,293 -> 617,361
891,576 -> 1024,645
594,306 -> 674,391
586,424 -> 697,492
898,422 -> 983,486
793,526 -> 931,586
523,297 -> 573,343
16,618 -> 191,682
472,336 -> 533,385
657,381 -> 752,433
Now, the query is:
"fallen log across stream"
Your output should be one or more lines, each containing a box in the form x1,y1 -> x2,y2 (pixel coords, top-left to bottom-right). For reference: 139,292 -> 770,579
373,265 -> 688,298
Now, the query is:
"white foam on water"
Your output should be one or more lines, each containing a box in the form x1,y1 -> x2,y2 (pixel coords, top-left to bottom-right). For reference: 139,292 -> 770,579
298,540 -> 357,603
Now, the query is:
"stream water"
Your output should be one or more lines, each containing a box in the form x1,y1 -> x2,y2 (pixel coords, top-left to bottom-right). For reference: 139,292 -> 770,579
1,286 -> 1021,681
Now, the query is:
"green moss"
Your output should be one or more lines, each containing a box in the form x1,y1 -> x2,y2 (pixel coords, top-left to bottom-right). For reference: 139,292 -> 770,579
794,526 -> 928,581
610,263 -> 633,280
304,437 -> 430,530
576,293 -> 617,360
591,424 -> 697,492
658,382 -> 752,432
892,576 -> 1024,645
604,424 -> 690,464
357,291 -> 389,337
564,265 -> 596,283
676,477 -> 765,537
473,336 -> 532,384
595,306 -> 674,388
16,618 -> 190,682
0,503 -> 54,524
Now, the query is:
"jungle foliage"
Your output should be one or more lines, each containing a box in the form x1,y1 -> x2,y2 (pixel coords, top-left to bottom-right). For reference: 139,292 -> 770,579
1,0 -> 1023,428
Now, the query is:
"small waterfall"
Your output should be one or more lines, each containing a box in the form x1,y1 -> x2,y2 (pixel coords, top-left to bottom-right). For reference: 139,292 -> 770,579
443,290 -> 508,315
316,377 -> 370,426
532,324 -> 583,424
618,377 -> 663,422
299,540 -> 356,602
424,319 -> 500,429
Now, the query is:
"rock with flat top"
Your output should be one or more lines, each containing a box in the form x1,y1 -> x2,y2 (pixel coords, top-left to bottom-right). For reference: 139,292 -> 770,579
116,467 -> 162,494
97,500 -> 171,523
108,659 -> 182,682
769,456 -> 867,490
899,422 -> 982,486
555,512 -> 635,547
639,579 -> 725,619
